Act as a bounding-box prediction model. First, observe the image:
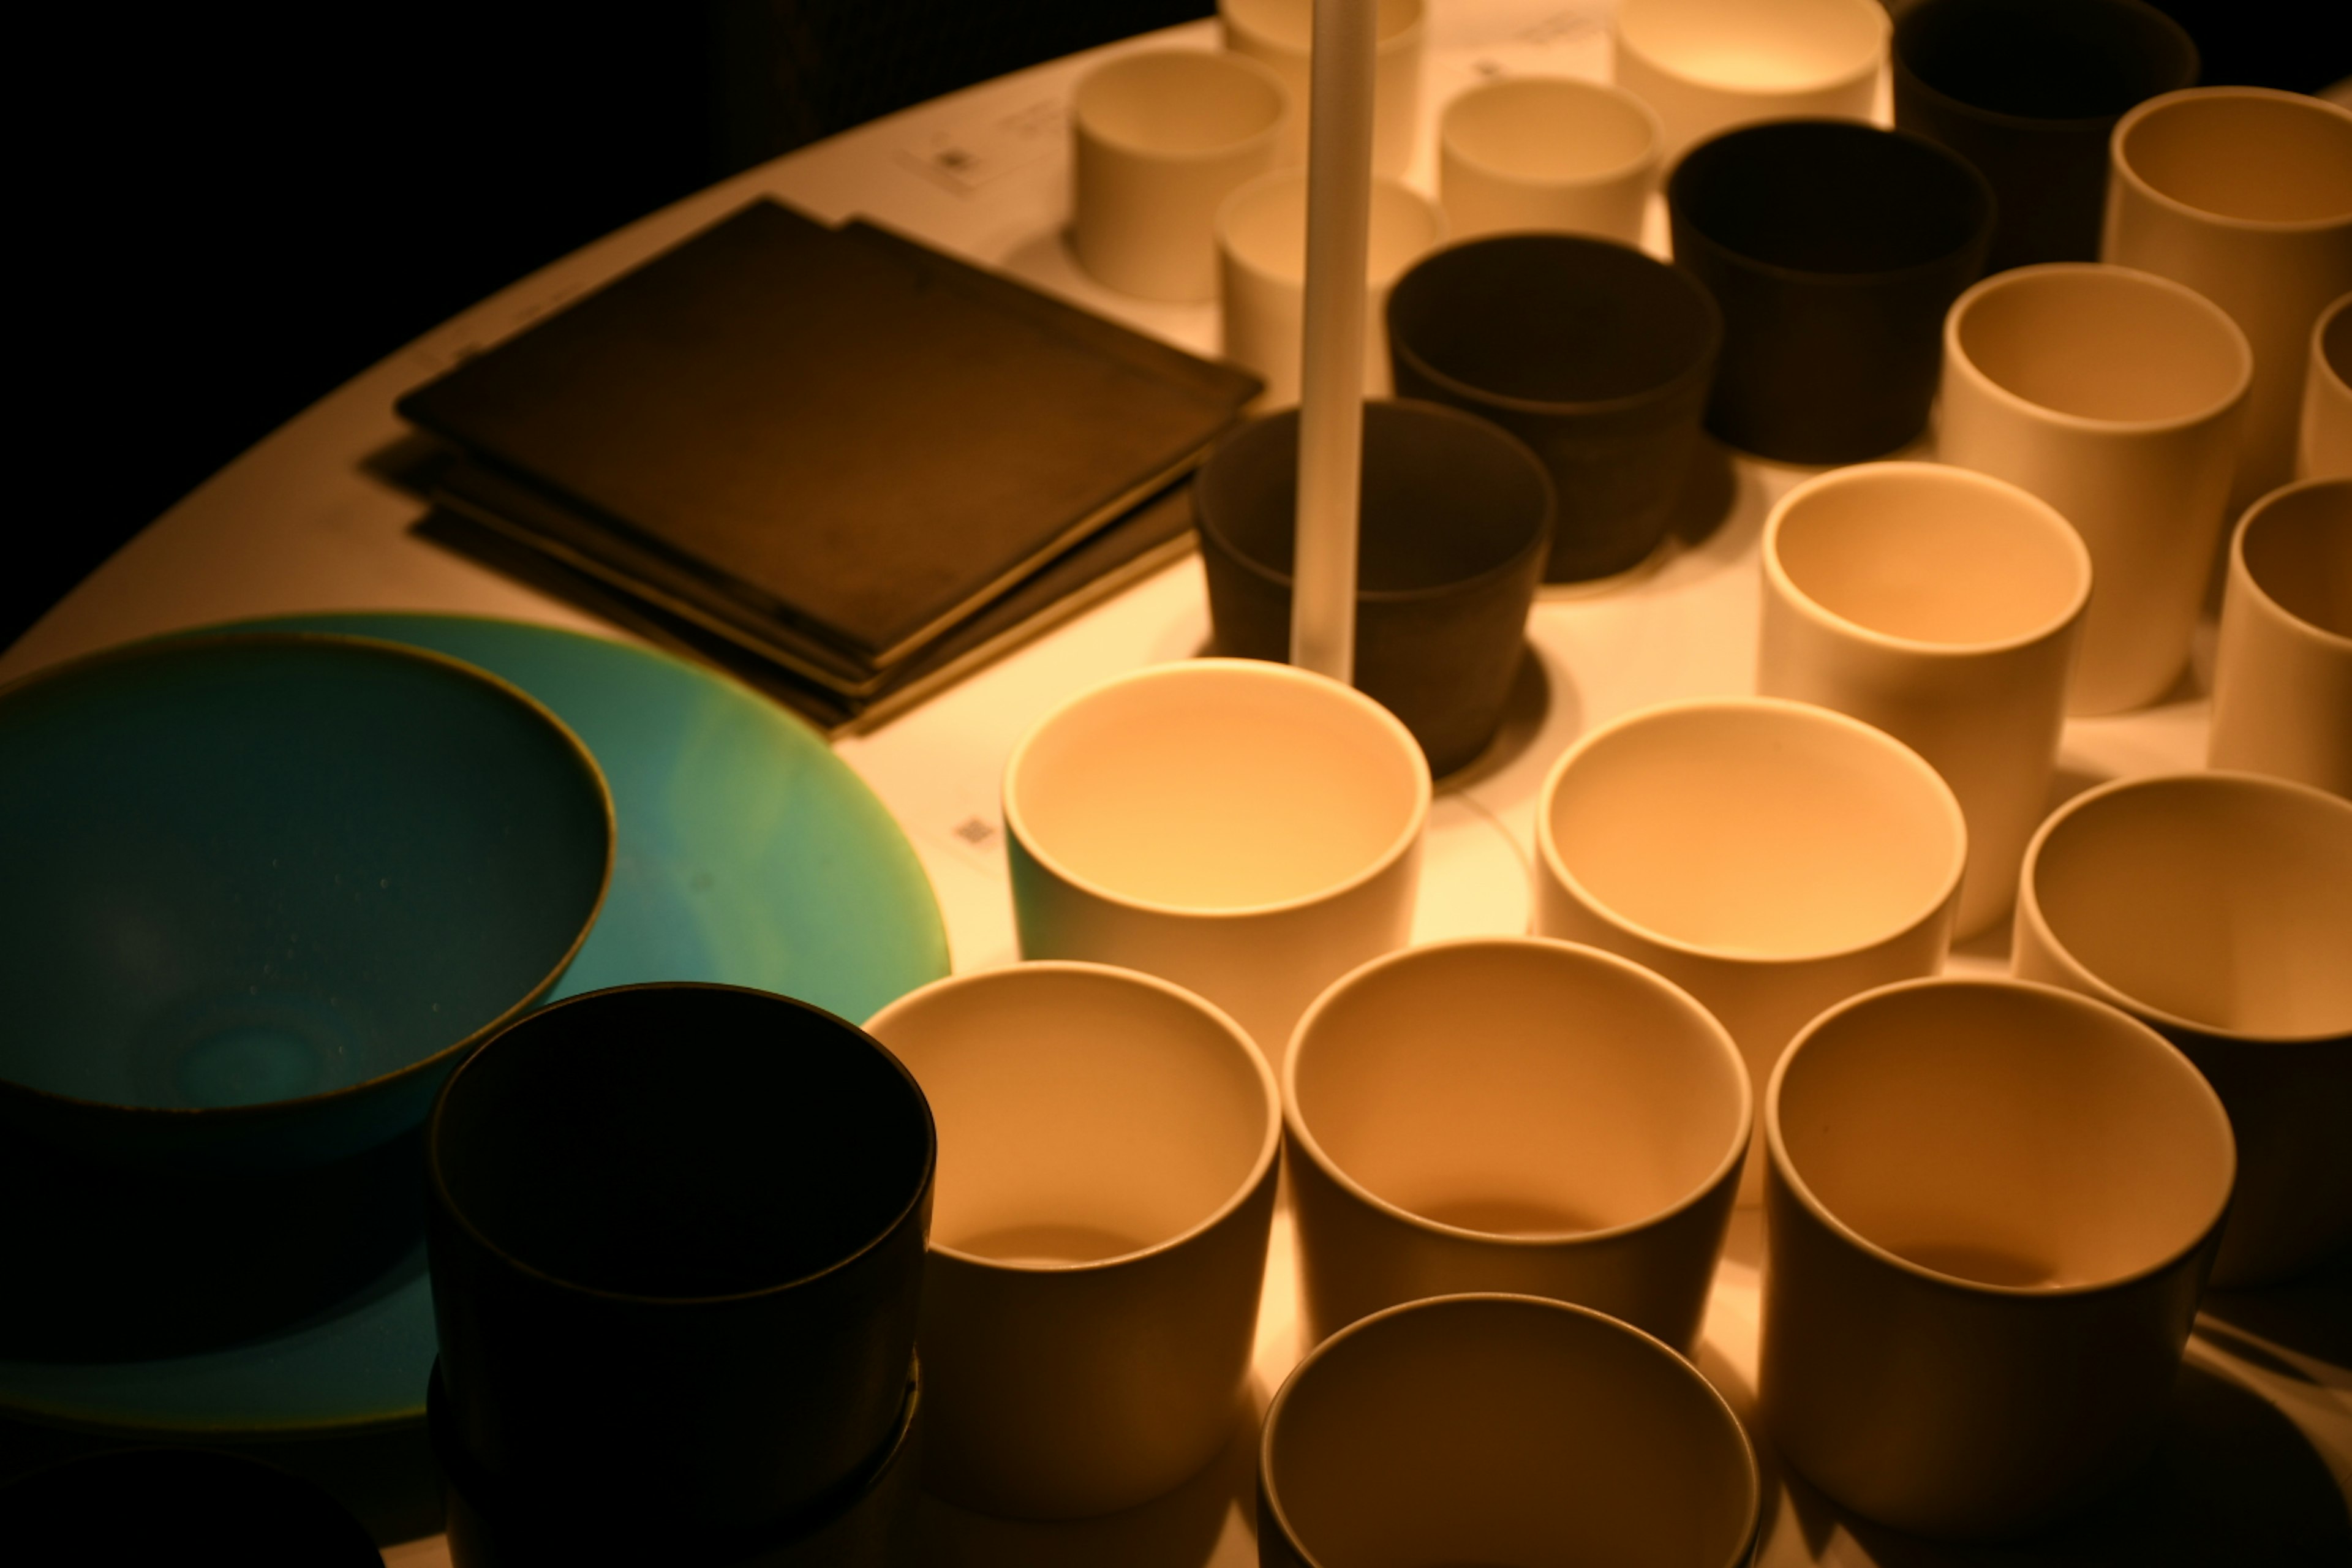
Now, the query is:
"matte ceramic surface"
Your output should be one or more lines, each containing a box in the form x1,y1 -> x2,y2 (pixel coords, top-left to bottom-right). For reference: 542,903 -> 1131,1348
1534,698 -> 1966,1201
1387,233 -> 1721,581
1003,658 -> 1430,1064
1891,0 -> 2198,271
1283,938 -> 1749,1354
865,963 -> 1277,1519
0,633 -> 611,1167
2210,478 -> 2352,795
2013,772 -> 2352,1286
0,1446 -> 385,1564
1194,400 -> 1553,777
428,984 -> 935,1537
1939,262 -> 2252,714
1668,121 -> 1992,465
1219,0 -> 1424,176
1257,1294 -> 1760,1568
2302,292 -> 2352,479
1439,76 -> 1663,246
1760,462 -> 2091,937
1071,49 -> 1287,303
1613,0 -> 1887,159
1216,171 -> 1444,409
2103,87 -> 2352,511
0,614 -> 948,1444
1760,978 -> 2234,1539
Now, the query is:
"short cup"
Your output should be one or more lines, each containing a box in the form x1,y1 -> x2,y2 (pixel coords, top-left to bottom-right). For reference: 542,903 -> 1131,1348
1761,978 -> 2234,1539
1284,937 -> 1749,1354
2210,478 -> 2352,795
1439,76 -> 1663,246
2015,772 -> 2352,1286
1194,399 -> 1553,777
1259,1294 -> 1760,1568
864,962 -> 1278,1519
2301,292 -> 2352,480
1534,698 -> 1966,1200
1219,0 -> 1425,176
1004,658 -> 1430,1065
1613,0 -> 1888,159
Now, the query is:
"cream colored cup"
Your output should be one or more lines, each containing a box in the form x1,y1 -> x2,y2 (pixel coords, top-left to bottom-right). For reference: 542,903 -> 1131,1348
1004,658 -> 1429,1066
1219,0 -> 1424,176
1534,698 -> 1966,1200
1939,262 -> 2252,714
864,962 -> 1279,1518
1761,977 -> 2234,1539
1760,462 -> 2090,937
1069,49 -> 1288,303
2014,772 -> 2352,1287
1439,75 -> 1664,246
2301,292 -> 2352,479
1611,0 -> 1888,161
2103,86 -> 2352,512
2210,478 -> 2352,795
1283,937 -> 1749,1355
1216,170 -> 1444,409
1259,1294 -> 1760,1568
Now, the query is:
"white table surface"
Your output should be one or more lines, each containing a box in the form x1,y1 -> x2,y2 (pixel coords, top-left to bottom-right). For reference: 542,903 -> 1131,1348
7,4 -> 2346,1564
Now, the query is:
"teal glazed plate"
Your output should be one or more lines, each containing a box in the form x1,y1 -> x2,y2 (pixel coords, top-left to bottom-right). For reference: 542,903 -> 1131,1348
0,612 -> 948,1438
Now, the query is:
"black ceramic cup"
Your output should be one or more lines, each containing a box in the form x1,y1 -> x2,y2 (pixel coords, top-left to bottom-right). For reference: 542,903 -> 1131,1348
1668,121 -> 1995,466
1387,235 -> 1720,583
424,982 -> 935,1544
1194,399 -> 1554,778
1894,0 -> 2199,272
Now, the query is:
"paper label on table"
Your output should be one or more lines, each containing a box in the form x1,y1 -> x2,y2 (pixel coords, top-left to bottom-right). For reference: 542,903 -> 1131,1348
899,99 -> 1067,195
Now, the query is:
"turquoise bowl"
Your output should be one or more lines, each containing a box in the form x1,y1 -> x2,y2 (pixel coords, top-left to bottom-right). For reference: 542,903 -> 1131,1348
0,633 -> 614,1169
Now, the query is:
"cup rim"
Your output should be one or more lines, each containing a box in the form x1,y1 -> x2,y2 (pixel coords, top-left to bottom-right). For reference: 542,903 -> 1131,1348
2230,478 -> 2352,650
1943,262 -> 2254,437
2315,292 -> 2352,401
1071,48 -> 1291,165
2016,771 -> 2352,1044
1615,0 -> 1889,102
1762,460 -> 2093,658
1763,974 -> 2237,1298
1258,1291 -> 1763,1568
425,981 -> 938,1308
1890,0 -> 2199,134
1535,696 -> 1968,967
864,960 -> 1283,1275
1213,171 -> 1443,295
1438,74 -> 1664,192
2110,86 -> 2352,236
1001,658 -> 1433,921
1281,936 -> 1753,1246
1218,0 -> 1428,62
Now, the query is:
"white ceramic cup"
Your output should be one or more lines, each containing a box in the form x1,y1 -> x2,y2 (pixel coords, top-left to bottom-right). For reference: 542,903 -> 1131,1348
1258,1294 -> 1761,1568
1438,75 -> 1664,246
1003,658 -> 1430,1066
2210,478 -> 2352,796
1218,0 -> 1425,177
1611,0 -> 1888,162
2103,86 -> 2352,513
863,962 -> 1280,1519
1534,698 -> 1966,1202
2300,291 -> 2352,479
1283,937 -> 1750,1355
1939,262 -> 2252,714
1216,170 -> 1445,409
2013,772 -> 2352,1287
1760,461 -> 2091,938
1069,49 -> 1288,303
1760,977 -> 2234,1539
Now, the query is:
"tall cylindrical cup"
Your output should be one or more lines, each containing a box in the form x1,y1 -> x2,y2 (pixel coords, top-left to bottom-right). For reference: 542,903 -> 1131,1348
1438,76 -> 1662,246
1613,0 -> 1888,161
2302,292 -> 2352,479
1219,0 -> 1424,176
2209,478 -> 2352,796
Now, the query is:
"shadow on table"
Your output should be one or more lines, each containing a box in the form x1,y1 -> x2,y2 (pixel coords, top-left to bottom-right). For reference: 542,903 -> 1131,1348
2201,1242 -> 2352,1369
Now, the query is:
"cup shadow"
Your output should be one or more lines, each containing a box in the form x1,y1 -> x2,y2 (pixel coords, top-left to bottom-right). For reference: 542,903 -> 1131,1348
2200,1241 -> 2352,1368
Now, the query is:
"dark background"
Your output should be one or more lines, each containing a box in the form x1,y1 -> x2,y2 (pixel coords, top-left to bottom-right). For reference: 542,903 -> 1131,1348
10,0 -> 2345,653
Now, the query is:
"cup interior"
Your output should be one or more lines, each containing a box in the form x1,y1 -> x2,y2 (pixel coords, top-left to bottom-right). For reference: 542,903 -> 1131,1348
1219,173 -> 1442,289
1771,466 -> 2086,646
1006,663 -> 1427,911
1291,941 -> 1746,1236
2119,91 -> 2352,224
1222,0 -> 1422,55
431,986 -> 933,1298
2029,775 -> 2352,1039
1443,78 -> 1658,184
2242,480 -> 2352,639
1953,265 -> 2247,424
1545,703 -> 1962,958
1670,121 -> 1989,275
869,966 -> 1272,1264
1776,981 -> 2233,1288
1618,0 -> 1886,92
1265,1295 -> 1757,1568
1074,51 -> 1284,157
1389,235 -> 1718,406
1895,0 -> 2198,122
